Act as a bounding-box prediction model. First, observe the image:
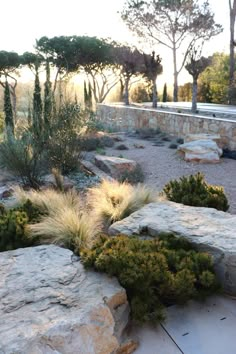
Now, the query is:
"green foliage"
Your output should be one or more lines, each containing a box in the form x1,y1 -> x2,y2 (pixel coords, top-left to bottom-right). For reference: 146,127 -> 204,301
43,60 -> 53,137
0,203 -> 34,252
118,164 -> 144,184
199,53 -> 232,104
0,132 -> 44,189
0,112 -> 5,134
46,102 -> 81,174
162,83 -> 167,102
33,67 -> 43,139
4,81 -> 14,135
178,82 -> 192,101
163,172 -> 229,211
130,83 -> 152,103
79,133 -> 114,151
84,81 -> 93,110
81,234 -> 219,323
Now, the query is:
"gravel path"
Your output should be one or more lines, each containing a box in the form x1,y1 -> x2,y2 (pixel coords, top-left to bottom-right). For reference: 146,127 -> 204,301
104,135 -> 236,215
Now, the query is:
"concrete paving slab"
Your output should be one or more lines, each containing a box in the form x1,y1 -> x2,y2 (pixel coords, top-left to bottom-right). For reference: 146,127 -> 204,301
163,295 -> 236,354
133,324 -> 182,354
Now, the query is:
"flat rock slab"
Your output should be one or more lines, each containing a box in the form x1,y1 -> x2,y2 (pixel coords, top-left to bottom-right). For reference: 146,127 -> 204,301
109,201 -> 236,295
178,140 -> 222,163
164,295 -> 236,354
132,325 -> 182,354
0,245 -> 134,354
132,295 -> 236,354
94,155 -> 137,179
185,133 -> 221,144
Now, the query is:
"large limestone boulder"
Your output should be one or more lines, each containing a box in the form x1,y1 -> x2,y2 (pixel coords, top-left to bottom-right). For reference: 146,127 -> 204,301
109,201 -> 236,295
0,245 -> 136,354
178,139 -> 223,163
185,133 -> 222,146
94,155 -> 137,179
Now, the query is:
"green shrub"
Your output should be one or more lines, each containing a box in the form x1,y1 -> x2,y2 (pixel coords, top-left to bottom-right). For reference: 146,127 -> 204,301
168,143 -> 178,149
118,164 -> 145,184
81,233 -> 219,323
79,134 -> 114,151
46,102 -> 82,174
0,132 -> 44,189
163,172 -> 229,211
0,202 -> 37,252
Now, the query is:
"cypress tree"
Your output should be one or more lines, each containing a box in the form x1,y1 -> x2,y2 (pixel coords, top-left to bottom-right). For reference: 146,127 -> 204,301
44,60 -> 52,137
33,66 -> 43,138
84,80 -> 88,107
27,103 -> 32,126
162,83 -> 167,102
4,80 -> 14,136
88,81 -> 93,110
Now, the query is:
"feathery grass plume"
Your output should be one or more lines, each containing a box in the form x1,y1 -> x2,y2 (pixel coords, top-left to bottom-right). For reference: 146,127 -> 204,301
9,186 -> 80,215
88,179 -> 157,227
28,208 -> 96,251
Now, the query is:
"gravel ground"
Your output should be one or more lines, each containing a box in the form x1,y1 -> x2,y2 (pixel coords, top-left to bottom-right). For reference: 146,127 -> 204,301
102,134 -> 236,215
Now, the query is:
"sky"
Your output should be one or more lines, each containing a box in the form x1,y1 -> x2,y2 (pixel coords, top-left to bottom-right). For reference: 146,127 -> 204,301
0,0 -> 230,86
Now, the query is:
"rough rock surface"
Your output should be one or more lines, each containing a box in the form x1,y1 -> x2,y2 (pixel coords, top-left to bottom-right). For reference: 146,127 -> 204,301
109,201 -> 236,295
184,133 -> 222,146
94,155 -> 137,179
0,245 -> 136,354
178,139 -> 223,163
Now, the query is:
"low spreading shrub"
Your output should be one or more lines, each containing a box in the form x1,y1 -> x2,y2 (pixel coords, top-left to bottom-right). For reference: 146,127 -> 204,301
79,134 -> 114,151
0,201 -> 38,252
81,233 -> 219,323
117,164 -> 145,184
168,143 -> 178,149
163,172 -> 229,211
88,180 -> 157,228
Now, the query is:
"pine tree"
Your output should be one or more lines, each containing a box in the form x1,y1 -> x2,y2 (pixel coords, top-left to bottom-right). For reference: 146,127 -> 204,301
4,80 -> 14,136
44,60 -> 52,137
33,66 -> 43,138
162,83 -> 167,102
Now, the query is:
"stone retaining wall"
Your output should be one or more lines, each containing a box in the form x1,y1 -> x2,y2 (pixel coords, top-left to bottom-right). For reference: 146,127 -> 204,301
97,104 -> 236,150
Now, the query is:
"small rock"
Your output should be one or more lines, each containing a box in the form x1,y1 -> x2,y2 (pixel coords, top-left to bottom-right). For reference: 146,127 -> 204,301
95,155 -> 138,179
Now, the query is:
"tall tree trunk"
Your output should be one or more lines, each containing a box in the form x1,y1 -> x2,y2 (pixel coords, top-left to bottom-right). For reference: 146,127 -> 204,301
152,79 -> 157,108
192,78 -> 198,113
229,0 -> 236,104
173,45 -> 178,102
124,77 -> 130,105
119,78 -> 124,102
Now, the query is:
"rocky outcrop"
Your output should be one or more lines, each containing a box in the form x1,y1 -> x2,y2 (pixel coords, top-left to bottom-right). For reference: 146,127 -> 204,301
184,133 -> 222,146
94,155 -> 137,179
178,139 -> 223,163
0,245 -> 136,354
109,201 -> 236,295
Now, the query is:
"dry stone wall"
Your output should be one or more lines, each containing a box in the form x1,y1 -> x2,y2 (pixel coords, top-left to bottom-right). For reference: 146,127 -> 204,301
97,104 -> 236,150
